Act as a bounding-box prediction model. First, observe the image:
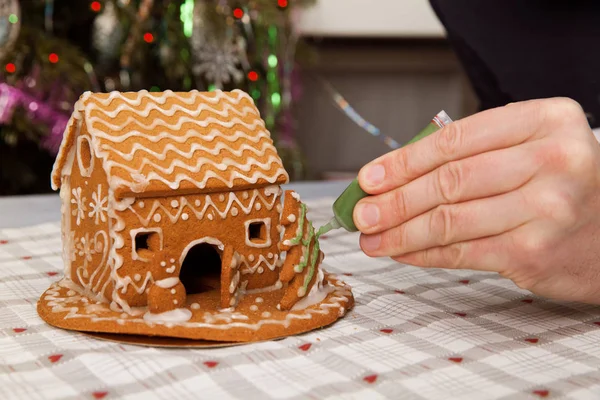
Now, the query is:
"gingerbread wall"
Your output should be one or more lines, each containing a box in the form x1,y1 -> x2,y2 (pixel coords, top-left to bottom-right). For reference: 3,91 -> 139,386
63,123 -> 113,302
110,186 -> 283,308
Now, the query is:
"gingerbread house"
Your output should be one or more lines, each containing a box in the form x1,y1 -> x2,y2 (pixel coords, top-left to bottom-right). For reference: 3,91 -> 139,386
39,89 -> 353,342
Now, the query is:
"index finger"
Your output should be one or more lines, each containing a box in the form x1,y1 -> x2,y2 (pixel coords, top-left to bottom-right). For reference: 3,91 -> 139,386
358,100 -> 546,195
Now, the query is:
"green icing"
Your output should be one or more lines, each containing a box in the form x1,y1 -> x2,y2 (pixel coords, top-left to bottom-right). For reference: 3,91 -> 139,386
288,203 -> 306,246
286,203 -> 323,294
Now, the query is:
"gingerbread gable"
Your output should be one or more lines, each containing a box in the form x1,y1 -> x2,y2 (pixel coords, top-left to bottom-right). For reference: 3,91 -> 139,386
51,89 -> 289,198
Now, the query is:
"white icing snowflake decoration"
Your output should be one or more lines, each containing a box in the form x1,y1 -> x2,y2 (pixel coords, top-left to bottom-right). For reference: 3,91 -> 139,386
88,185 -> 108,224
75,233 -> 94,263
71,187 -> 87,225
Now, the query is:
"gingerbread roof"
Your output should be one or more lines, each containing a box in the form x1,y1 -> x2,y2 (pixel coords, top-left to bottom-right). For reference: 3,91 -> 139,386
51,90 -> 289,198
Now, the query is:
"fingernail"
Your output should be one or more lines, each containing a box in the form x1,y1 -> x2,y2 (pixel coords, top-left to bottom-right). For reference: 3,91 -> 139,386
361,234 -> 381,252
363,164 -> 385,188
355,203 -> 380,229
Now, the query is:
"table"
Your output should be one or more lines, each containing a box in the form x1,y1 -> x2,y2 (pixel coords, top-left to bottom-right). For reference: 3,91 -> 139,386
1,181 -> 600,399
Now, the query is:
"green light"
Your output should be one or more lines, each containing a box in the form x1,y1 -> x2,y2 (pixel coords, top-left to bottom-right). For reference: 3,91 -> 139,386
180,48 -> 189,60
266,115 -> 275,127
8,14 -> 18,24
150,86 -> 161,92
271,92 -> 281,107
267,71 -> 276,82
251,89 -> 261,100
267,55 -> 278,68
268,26 -> 277,43
180,0 -> 194,38
183,76 -> 191,89
208,84 -> 216,92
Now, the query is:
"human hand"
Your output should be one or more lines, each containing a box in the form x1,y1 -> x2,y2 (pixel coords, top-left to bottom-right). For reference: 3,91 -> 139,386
354,98 -> 600,304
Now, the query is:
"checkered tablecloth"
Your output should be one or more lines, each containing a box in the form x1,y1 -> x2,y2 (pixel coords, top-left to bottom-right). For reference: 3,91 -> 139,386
2,197 -> 600,400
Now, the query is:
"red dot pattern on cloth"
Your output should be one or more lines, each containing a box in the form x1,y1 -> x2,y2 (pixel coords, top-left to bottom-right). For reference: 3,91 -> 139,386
298,343 -> 311,351
48,354 -> 63,363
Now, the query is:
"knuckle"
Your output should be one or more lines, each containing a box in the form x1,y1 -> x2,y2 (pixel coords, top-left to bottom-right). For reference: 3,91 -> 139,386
430,205 -> 455,245
389,223 -> 409,254
439,242 -> 466,269
387,149 -> 413,182
534,138 -> 596,176
378,224 -> 409,256
435,122 -> 464,158
540,97 -> 585,125
420,247 -> 433,266
563,140 -> 596,175
536,190 -> 578,226
437,162 -> 464,203
516,232 -> 548,259
535,140 -> 570,170
392,188 -> 410,221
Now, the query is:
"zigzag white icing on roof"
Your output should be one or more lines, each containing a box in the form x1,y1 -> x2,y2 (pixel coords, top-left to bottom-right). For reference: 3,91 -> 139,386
51,89 -> 289,197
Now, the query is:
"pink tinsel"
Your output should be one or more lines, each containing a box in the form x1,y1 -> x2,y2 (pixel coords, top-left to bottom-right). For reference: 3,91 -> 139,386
0,82 -> 70,154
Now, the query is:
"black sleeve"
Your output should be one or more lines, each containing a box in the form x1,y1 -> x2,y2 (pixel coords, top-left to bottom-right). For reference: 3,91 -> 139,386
429,0 -> 600,128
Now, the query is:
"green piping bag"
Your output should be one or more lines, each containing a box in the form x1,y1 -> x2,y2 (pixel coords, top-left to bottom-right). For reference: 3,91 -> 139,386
317,110 -> 453,236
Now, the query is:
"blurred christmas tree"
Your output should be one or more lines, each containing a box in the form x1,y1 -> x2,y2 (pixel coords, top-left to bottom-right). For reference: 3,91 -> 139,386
0,0 -> 313,195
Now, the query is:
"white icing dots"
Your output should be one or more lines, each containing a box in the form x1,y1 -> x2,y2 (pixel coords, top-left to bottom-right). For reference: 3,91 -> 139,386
160,261 -> 166,267
255,203 -> 262,211
268,252 -> 273,259
134,274 -> 141,282
249,305 -> 258,311
170,289 -> 176,294
138,201 -> 145,208
170,258 -> 175,263
248,254 -> 255,262
173,300 -> 178,305
194,199 -> 201,207
166,266 -> 176,273
242,191 -> 249,199
153,214 -> 161,222
255,297 -> 264,303
181,213 -> 189,221
171,199 -> 179,208
208,213 -> 214,221
191,303 -> 200,310
287,214 -> 296,223
231,207 -> 238,216
219,194 -> 225,202
257,267 -> 264,274
262,312 -> 272,318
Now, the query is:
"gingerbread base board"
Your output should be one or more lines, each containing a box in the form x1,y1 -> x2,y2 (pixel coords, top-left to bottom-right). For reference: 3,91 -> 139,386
81,332 -> 279,348
37,273 -> 353,342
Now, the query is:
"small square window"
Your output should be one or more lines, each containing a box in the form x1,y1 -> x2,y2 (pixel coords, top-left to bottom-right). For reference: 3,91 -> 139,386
131,228 -> 163,261
249,222 -> 267,242
245,219 -> 272,248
